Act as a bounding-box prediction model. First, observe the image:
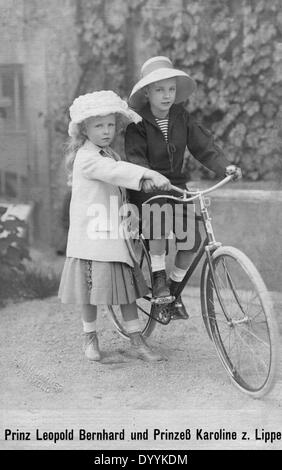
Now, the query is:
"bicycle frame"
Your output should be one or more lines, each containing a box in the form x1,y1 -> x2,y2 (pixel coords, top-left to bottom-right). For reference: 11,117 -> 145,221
142,175 -> 233,308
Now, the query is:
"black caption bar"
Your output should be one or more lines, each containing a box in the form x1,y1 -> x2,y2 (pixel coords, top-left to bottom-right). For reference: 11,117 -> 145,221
0,449 -> 279,466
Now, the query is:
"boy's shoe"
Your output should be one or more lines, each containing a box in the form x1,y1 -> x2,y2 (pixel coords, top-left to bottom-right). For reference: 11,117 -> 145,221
83,331 -> 101,361
168,279 -> 189,320
152,270 -> 170,298
128,332 -> 166,362
171,296 -> 189,320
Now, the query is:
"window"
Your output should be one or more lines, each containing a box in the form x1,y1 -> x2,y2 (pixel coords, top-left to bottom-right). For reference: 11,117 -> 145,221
0,64 -> 27,199
0,64 -> 25,132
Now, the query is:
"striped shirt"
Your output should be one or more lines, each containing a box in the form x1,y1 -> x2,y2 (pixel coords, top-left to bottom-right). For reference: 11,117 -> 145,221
155,117 -> 169,142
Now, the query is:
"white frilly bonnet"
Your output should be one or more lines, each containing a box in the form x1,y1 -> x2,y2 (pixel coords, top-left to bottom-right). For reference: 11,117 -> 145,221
68,90 -> 141,137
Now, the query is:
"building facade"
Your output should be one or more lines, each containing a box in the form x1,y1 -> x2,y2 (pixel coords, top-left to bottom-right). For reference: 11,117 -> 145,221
0,0 -> 80,244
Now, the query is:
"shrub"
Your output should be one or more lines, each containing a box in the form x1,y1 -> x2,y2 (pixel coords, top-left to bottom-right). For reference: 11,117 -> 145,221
0,207 -> 60,306
0,206 -> 30,269
0,206 -> 30,305
18,266 -> 60,300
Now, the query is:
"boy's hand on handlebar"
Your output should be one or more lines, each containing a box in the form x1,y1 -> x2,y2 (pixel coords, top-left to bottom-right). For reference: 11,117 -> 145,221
142,170 -> 171,192
225,165 -> 242,181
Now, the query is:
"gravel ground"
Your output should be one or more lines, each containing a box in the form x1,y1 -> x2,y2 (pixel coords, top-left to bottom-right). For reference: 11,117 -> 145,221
1,286 -> 282,450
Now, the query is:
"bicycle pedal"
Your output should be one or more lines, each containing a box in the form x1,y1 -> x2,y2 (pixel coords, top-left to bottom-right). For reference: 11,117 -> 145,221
152,305 -> 172,325
152,295 -> 175,305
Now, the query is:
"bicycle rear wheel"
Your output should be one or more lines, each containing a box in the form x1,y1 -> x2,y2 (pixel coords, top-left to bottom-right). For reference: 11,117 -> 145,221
108,236 -> 157,339
201,246 -> 279,397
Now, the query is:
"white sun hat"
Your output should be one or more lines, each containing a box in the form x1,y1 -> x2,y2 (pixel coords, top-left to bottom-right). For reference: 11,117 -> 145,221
129,56 -> 196,111
68,90 -> 141,137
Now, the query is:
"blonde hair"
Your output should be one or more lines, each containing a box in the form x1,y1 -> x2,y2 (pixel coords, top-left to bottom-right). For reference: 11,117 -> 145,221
64,122 -> 87,186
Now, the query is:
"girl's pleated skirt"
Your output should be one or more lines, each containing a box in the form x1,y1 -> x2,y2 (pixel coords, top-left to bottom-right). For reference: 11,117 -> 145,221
58,257 -> 148,306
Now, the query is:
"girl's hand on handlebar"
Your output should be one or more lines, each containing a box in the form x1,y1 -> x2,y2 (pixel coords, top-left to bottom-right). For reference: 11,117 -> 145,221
142,170 -> 171,192
225,165 -> 242,181
142,180 -> 155,192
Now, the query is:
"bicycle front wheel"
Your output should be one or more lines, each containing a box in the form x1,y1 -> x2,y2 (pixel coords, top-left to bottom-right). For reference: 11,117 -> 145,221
108,236 -> 157,339
201,246 -> 279,398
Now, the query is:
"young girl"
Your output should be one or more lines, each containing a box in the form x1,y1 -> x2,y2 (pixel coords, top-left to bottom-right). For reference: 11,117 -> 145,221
58,90 -> 171,362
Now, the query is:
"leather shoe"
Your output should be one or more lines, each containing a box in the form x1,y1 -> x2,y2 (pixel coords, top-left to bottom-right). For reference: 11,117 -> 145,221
171,296 -> 189,320
168,279 -> 189,320
83,331 -> 102,361
128,332 -> 165,362
152,270 -> 170,297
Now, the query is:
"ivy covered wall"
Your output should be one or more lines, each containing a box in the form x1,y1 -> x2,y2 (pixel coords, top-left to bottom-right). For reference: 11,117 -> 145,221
72,0 -> 282,182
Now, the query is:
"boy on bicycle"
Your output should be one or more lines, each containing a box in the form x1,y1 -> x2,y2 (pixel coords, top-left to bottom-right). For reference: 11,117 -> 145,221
125,56 -> 241,319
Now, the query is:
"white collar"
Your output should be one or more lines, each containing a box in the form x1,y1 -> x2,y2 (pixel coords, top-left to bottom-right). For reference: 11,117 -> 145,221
82,139 -> 102,153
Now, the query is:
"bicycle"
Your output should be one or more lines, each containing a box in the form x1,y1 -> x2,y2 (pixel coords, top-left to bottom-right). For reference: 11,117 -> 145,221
108,176 -> 279,398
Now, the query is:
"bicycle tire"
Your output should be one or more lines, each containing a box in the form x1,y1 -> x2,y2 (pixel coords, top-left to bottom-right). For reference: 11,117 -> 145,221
201,245 -> 279,398
108,236 -> 157,339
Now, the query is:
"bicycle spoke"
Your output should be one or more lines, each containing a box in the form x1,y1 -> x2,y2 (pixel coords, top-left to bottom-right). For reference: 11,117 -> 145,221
216,320 -> 270,387
212,299 -> 270,349
236,323 -> 271,349
225,329 -> 244,375
247,308 -> 267,322
240,291 -> 260,317
233,327 -> 270,376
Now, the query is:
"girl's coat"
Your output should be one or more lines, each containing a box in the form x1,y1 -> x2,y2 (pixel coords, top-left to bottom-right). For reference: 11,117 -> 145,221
66,140 -> 146,267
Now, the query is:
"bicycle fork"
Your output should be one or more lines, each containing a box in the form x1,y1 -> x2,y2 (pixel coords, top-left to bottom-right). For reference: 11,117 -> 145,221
199,194 -> 234,324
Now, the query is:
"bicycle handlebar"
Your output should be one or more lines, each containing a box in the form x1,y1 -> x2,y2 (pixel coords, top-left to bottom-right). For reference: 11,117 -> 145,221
171,175 -> 233,196
143,175 -> 233,205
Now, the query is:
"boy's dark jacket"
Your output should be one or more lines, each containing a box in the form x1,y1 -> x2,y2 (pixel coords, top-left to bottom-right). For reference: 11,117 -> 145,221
124,102 -> 230,205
